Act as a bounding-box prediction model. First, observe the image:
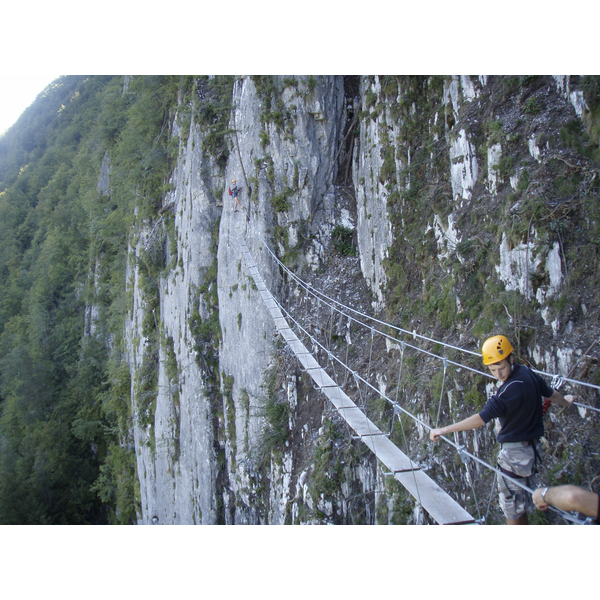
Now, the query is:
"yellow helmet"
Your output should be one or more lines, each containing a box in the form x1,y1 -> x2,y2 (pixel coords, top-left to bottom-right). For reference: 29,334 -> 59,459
482,335 -> 514,365
232,179 -> 236,183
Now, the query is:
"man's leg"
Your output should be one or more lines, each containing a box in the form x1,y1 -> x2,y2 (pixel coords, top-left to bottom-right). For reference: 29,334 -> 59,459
506,513 -> 529,525
498,444 -> 537,525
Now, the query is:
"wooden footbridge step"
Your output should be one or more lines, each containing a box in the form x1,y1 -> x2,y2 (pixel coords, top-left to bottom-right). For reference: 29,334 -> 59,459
239,238 -> 476,525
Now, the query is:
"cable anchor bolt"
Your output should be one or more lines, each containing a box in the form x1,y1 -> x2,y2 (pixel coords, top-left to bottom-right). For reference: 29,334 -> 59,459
457,445 -> 469,464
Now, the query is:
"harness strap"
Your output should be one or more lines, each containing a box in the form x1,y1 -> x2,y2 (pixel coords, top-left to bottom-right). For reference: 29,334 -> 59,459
498,465 -> 526,480
497,438 -> 542,485
532,441 -> 542,471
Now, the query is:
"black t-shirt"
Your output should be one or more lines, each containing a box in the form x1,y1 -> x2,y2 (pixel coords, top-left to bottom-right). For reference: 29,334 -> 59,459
478,363 -> 554,443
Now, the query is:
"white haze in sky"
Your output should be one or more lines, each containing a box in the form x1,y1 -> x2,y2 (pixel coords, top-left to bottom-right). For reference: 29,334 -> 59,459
0,73 -> 60,136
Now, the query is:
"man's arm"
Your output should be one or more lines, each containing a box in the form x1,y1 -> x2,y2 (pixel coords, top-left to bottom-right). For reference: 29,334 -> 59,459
429,414 -> 485,442
533,485 -> 599,518
547,390 -> 574,409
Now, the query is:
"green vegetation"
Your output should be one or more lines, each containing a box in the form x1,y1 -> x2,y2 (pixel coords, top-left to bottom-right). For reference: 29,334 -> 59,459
310,432 -> 345,497
196,76 -> 235,169
222,373 -> 236,467
271,186 -> 294,212
375,77 -> 451,325
331,225 -> 357,256
189,218 -> 222,377
524,96 -> 543,115
580,76 -> 600,147
251,75 -> 307,146
0,75 -> 194,523
254,363 -> 290,467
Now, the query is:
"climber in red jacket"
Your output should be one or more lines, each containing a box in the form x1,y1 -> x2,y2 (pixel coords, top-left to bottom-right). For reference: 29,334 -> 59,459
229,179 -> 244,213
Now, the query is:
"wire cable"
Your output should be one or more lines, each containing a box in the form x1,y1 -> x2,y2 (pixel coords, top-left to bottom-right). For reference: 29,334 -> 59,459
269,286 -> 587,525
260,236 -> 600,405
250,236 -> 592,524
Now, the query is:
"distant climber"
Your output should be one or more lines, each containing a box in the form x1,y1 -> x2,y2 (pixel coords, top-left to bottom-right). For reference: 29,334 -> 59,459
429,334 -> 574,525
229,178 -> 244,212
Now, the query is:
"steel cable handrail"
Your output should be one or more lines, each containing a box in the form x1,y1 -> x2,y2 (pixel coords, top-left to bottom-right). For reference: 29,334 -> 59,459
261,236 -> 480,356
248,236 -> 594,522
270,293 -> 586,525
260,236 -> 600,406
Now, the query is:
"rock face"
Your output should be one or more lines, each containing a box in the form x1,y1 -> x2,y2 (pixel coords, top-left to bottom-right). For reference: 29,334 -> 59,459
216,76 -> 345,523
126,112 -> 223,524
122,75 -> 600,524
124,76 -> 357,524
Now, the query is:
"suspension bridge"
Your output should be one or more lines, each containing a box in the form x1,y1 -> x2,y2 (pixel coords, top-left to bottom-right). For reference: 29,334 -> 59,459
237,232 -> 600,525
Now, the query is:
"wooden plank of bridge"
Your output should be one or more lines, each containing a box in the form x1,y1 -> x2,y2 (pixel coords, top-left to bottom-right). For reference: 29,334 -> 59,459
339,408 -> 385,437
238,237 -> 476,525
305,367 -> 338,389
296,352 -> 322,371
360,432 -> 422,473
393,469 -> 475,525
321,385 -> 358,410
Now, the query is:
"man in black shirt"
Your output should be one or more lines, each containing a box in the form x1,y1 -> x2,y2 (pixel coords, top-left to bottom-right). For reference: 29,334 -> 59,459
429,335 -> 574,525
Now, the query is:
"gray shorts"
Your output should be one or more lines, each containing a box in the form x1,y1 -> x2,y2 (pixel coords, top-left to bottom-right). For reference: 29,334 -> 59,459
497,442 -> 539,520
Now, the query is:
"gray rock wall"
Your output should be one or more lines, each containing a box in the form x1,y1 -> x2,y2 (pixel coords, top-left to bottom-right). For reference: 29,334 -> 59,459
121,75 -> 599,525
127,111 -> 222,524
216,76 -> 346,523
126,76 -> 357,524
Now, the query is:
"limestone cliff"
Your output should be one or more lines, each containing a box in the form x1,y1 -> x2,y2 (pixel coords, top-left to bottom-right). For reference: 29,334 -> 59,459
122,75 -> 600,524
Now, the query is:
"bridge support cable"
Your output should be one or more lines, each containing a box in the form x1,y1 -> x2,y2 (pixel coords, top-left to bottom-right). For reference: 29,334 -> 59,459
260,236 -> 600,409
238,237 -> 476,525
239,240 -> 582,524
276,290 -> 588,524
434,359 -> 448,430
260,236 -> 481,357
484,473 -> 498,524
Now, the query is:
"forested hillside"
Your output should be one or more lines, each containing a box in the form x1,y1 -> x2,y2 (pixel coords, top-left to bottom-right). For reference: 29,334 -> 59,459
0,76 -> 196,523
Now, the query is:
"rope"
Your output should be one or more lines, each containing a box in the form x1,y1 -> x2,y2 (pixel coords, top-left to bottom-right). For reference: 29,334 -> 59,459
270,293 -> 587,525
247,237 -> 592,524
260,236 -> 600,405
463,457 -> 483,522
434,359 -> 448,429
391,361 -> 425,511
367,327 -> 374,379
483,473 -> 497,524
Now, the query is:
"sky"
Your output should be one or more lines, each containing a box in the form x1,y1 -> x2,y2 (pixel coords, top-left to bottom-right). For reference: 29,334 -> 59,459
0,3 -> 595,139
0,73 -> 60,135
